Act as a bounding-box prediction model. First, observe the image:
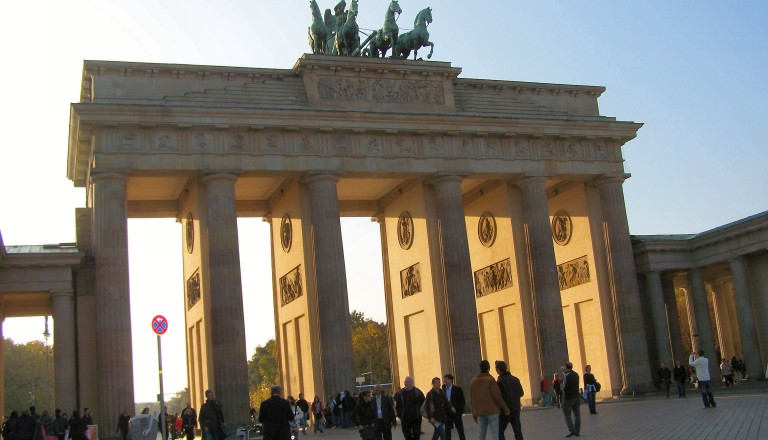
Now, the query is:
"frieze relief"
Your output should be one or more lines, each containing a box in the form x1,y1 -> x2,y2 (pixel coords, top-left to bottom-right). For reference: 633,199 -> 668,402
317,76 -> 445,105
96,128 -> 620,163
186,270 -> 201,310
280,265 -> 303,306
400,262 -> 422,298
557,255 -> 591,291
474,258 -> 513,298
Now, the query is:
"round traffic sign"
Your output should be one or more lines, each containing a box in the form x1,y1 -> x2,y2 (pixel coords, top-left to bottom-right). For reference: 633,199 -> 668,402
152,315 -> 168,335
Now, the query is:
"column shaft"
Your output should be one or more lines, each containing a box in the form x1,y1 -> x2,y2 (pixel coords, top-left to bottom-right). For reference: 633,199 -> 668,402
516,177 -> 568,379
430,176 -> 481,386
52,292 -> 77,412
662,277 -> 685,362
0,317 -> 5,417
689,268 -> 718,379
92,173 -> 134,434
202,173 -> 249,425
598,177 -> 652,391
729,257 -> 763,379
646,272 -> 673,366
304,174 -> 354,397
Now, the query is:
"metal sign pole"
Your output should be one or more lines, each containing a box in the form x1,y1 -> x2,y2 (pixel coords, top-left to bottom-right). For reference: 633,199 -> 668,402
158,334 -> 167,440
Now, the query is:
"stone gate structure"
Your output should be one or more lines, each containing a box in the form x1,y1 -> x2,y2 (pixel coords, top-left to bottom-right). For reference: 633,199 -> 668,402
0,52 -> 730,434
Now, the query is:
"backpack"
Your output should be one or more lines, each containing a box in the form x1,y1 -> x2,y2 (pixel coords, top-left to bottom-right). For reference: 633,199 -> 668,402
594,382 -> 601,392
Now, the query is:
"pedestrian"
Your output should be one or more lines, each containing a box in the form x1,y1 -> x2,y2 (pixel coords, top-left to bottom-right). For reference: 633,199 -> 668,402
583,365 -> 598,415
3,411 -> 19,440
731,357 -> 741,383
116,410 -> 130,440
424,377 -> 449,440
353,391 -> 377,440
673,361 -> 687,398
441,374 -> 466,440
310,396 -> 325,434
470,360 -> 509,440
18,410 -> 34,440
67,412 -> 86,440
552,373 -> 563,409
199,389 -> 226,440
539,378 -> 552,408
181,402 -> 198,440
657,362 -> 672,398
81,410 -> 92,428
371,384 -> 396,440
561,361 -> 581,438
495,360 -> 524,440
738,358 -> 746,381
297,394 -> 310,435
689,350 -> 716,409
394,376 -> 425,440
52,410 -> 66,440
720,358 -> 734,387
259,385 -> 294,440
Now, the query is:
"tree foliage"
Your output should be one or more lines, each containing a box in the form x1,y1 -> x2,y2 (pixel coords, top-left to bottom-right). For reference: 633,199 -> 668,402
4,339 -> 55,415
246,311 -> 391,405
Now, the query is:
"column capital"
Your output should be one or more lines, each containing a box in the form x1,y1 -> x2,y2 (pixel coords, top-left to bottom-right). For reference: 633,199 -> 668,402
728,256 -> 745,265
426,174 -> 465,187
51,291 -> 74,300
510,173 -> 552,188
301,172 -> 341,185
371,214 -> 385,224
91,172 -> 128,183
200,173 -> 239,184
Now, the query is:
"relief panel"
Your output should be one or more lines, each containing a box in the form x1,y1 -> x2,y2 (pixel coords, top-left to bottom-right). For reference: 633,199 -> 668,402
557,255 -> 591,291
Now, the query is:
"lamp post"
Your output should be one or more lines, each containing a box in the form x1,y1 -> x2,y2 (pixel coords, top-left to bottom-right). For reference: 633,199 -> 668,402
43,316 -> 52,407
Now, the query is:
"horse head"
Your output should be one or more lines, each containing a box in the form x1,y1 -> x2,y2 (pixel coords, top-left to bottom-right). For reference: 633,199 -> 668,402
309,0 -> 321,18
389,0 -> 402,17
415,7 -> 432,27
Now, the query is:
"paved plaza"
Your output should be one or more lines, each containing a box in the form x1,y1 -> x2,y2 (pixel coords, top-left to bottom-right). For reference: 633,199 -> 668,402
284,387 -> 767,440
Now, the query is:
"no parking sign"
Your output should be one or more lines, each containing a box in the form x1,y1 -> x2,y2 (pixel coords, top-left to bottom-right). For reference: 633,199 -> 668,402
152,315 -> 168,335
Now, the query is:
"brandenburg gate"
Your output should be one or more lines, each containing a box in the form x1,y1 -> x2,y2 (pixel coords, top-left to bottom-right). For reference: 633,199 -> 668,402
67,53 -> 653,430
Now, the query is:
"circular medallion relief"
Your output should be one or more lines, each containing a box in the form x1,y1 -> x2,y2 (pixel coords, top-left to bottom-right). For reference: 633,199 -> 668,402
280,214 -> 293,253
551,210 -> 573,246
397,211 -> 414,250
185,212 -> 194,254
478,211 -> 497,247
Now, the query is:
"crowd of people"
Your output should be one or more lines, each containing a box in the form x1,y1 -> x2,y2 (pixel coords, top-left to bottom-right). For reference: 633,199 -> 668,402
1,407 -> 93,440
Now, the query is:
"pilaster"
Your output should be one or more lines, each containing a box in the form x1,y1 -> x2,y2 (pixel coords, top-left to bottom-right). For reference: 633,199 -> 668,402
597,175 -> 653,392
646,272 -> 673,366
428,175 -> 481,386
729,257 -> 763,379
689,268 -> 718,380
513,176 -> 568,379
200,172 -> 249,425
662,276 -> 685,363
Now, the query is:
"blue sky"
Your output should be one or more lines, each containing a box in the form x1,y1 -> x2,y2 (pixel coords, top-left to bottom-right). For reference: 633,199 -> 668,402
1,0 -> 765,401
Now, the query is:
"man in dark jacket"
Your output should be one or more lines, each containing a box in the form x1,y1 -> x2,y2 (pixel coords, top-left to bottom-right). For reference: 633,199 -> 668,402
372,384 -> 397,440
259,386 -> 294,440
199,389 -> 225,440
395,376 -> 425,440
495,361 -> 524,440
441,374 -> 465,440
561,362 -> 580,438
425,378 -> 450,440
353,391 -> 377,440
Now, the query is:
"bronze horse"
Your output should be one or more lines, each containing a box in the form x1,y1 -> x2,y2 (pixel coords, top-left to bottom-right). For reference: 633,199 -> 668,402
308,0 -> 329,54
394,7 -> 434,60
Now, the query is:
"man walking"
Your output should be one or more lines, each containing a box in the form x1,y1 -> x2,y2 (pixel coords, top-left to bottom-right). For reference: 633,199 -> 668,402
673,361 -> 687,398
259,385 -> 294,440
561,362 -> 580,438
470,360 -> 509,440
495,361 -> 524,440
395,376 -> 425,440
658,362 -> 672,398
689,350 -> 716,409
372,384 -> 397,440
442,374 -> 466,440
199,390 -> 225,440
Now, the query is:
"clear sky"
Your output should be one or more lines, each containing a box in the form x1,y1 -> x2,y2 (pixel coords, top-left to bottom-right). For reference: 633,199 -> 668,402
1,0 -> 766,402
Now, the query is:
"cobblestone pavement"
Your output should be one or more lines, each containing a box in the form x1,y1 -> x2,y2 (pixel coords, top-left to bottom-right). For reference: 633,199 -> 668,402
288,387 -> 767,440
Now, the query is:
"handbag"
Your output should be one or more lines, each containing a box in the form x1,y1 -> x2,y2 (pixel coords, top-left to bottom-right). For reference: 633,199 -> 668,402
419,398 -> 433,419
594,382 -> 601,392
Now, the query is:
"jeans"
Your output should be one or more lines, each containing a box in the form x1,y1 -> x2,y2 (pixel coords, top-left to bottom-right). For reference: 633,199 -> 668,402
498,412 -> 523,440
698,380 -> 716,407
430,422 -> 446,440
203,429 -> 215,440
586,389 -> 597,414
561,398 -> 581,435
540,391 -> 553,407
676,381 -> 686,397
476,413 -> 499,440
343,410 -> 352,429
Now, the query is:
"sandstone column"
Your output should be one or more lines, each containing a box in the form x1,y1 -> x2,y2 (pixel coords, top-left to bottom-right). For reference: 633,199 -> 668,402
92,173 -> 134,434
729,257 -> 763,379
0,314 -> 5,416
689,268 -> 718,379
514,176 -> 568,379
302,174 -> 354,396
52,291 -> 77,412
429,176 -> 482,386
597,176 -> 653,392
662,276 -> 686,362
646,272 -> 673,366
201,173 -> 249,425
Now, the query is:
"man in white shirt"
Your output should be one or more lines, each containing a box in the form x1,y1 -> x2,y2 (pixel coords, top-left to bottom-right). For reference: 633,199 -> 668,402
689,350 -> 717,409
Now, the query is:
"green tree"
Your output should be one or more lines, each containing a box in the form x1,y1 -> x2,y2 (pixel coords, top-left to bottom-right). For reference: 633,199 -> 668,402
4,339 -> 55,415
350,310 -> 391,386
248,340 -> 279,407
